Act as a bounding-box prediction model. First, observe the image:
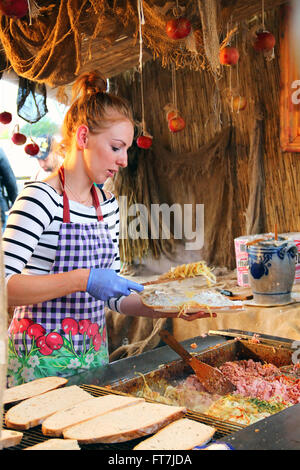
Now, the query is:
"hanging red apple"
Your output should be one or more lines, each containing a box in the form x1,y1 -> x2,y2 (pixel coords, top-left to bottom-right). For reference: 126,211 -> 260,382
166,17 -> 191,40
166,110 -> 178,121
0,0 -> 29,18
25,140 -> 39,156
0,111 -> 12,124
137,135 -> 153,149
219,46 -> 239,66
12,125 -> 27,145
168,116 -> 186,133
12,132 -> 26,145
253,31 -> 275,52
232,96 -> 247,112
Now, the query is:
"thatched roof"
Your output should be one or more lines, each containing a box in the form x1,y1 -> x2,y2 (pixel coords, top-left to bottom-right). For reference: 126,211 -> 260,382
0,0 -> 289,87
79,0 -> 289,78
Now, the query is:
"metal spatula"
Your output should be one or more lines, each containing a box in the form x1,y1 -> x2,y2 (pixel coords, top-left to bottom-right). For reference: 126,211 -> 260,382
159,330 -> 236,395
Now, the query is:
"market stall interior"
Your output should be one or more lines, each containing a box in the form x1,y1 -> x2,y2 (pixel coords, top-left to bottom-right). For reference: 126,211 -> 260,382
1,0 -> 300,451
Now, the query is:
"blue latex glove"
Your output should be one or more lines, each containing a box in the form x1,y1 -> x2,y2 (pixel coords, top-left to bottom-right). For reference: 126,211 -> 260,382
86,268 -> 144,301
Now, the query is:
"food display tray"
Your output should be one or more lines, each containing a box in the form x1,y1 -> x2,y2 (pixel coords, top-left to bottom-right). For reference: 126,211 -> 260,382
110,337 -> 295,431
2,332 -> 296,450
111,337 -> 294,392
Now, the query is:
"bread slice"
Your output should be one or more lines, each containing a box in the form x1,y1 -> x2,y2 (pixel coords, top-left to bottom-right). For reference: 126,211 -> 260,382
202,443 -> 232,450
63,401 -> 186,444
0,429 -> 23,449
42,394 -> 145,437
3,377 -> 68,405
24,439 -> 80,450
133,418 -> 215,450
5,385 -> 91,430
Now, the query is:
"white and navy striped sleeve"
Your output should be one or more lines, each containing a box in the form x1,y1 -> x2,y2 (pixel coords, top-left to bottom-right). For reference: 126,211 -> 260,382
3,182 -> 59,281
107,199 -> 120,274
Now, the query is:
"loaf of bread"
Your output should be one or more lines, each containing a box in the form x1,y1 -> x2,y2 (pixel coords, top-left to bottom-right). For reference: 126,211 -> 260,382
42,395 -> 145,437
0,429 -> 23,449
133,418 -> 216,450
24,439 -> 80,450
63,401 -> 186,444
5,385 -> 91,430
3,377 -> 68,405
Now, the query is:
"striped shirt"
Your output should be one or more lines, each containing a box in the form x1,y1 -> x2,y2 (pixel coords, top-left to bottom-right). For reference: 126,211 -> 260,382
3,181 -> 123,312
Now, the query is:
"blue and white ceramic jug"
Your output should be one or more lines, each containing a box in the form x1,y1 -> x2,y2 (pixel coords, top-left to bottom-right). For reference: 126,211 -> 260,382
247,237 -> 297,305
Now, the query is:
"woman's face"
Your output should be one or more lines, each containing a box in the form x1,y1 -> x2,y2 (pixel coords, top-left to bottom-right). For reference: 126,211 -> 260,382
83,117 -> 134,184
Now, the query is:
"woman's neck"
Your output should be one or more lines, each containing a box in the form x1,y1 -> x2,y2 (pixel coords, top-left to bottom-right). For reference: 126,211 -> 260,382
62,154 -> 93,205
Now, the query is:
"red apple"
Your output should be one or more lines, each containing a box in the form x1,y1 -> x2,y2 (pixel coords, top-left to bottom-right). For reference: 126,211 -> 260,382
27,323 -> 46,339
166,110 -> 178,121
253,31 -> 275,52
0,0 -> 29,18
166,17 -> 191,40
219,46 -> 239,66
232,96 -> 247,112
25,142 -> 39,156
137,135 -> 153,149
36,335 -> 53,356
0,111 -> 12,124
12,132 -> 26,145
45,332 -> 63,351
168,116 -> 186,133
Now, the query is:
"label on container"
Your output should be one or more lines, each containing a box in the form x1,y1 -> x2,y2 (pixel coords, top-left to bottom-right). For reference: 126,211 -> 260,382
234,232 -> 300,286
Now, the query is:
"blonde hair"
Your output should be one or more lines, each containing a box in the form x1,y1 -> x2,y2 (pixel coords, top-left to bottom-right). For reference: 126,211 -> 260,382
58,70 -> 134,157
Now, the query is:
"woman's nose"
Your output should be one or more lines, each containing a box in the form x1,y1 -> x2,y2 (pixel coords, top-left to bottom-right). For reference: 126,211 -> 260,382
117,152 -> 128,168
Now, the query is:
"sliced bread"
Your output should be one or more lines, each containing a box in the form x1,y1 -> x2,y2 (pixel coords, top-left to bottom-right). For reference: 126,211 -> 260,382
24,439 -> 80,450
133,418 -> 215,450
0,429 -> 23,449
5,385 -> 91,430
63,401 -> 186,444
3,377 -> 68,405
42,394 -> 145,437
202,443 -> 232,450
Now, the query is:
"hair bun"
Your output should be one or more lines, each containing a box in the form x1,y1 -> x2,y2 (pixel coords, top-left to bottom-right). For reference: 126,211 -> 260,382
71,70 -> 107,101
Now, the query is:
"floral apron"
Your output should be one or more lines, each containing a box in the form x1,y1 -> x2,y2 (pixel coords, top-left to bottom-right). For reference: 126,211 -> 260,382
7,166 -> 114,386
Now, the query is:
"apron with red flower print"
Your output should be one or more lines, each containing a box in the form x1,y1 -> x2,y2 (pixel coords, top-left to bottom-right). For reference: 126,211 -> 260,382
7,167 -> 115,386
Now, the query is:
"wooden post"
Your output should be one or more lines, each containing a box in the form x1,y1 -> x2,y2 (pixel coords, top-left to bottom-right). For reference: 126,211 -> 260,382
0,220 -> 7,447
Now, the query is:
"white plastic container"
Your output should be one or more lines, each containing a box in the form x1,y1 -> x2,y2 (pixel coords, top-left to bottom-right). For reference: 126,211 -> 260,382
234,234 -> 273,287
233,233 -> 300,287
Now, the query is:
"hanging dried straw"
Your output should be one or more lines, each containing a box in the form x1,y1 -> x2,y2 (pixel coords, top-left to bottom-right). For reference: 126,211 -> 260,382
197,0 -> 221,76
0,0 -> 209,87
107,143 -> 176,267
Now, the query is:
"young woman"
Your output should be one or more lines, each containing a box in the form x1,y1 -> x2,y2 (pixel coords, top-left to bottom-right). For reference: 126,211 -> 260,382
3,71 -> 212,386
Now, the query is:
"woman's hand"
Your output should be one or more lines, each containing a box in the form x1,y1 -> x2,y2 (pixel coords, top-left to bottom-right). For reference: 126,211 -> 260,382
86,268 -> 144,301
118,293 -> 217,321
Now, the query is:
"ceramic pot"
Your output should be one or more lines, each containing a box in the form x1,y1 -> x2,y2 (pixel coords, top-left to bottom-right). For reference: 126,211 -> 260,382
247,238 -> 297,305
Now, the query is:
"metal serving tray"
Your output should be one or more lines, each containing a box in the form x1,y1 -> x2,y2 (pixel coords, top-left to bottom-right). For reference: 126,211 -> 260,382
111,337 -> 294,393
110,336 -> 295,433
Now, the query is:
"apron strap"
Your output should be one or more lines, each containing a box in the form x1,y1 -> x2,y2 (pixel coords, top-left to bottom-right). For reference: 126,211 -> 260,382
91,184 -> 104,222
58,166 -> 104,223
58,166 -> 71,223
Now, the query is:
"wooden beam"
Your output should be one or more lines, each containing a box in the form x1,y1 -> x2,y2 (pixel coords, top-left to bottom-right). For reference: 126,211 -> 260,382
79,35 -> 152,78
220,0 -> 289,28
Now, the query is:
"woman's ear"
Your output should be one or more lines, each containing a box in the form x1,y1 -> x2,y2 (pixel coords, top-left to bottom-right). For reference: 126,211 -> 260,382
76,125 -> 89,149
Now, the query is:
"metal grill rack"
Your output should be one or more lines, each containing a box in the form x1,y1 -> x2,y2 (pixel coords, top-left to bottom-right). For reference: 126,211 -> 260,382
2,384 -> 242,450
